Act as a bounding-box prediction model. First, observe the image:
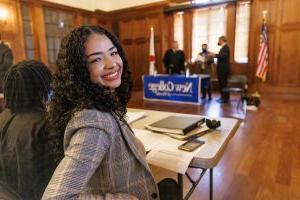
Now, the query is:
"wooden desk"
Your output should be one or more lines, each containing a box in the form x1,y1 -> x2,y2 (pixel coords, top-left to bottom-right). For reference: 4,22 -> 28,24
128,108 -> 240,200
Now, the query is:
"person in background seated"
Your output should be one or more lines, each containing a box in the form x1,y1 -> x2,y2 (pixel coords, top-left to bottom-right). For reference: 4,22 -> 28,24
43,25 -> 159,200
163,41 -> 185,75
195,44 -> 213,100
209,36 -> 230,103
0,60 -> 54,200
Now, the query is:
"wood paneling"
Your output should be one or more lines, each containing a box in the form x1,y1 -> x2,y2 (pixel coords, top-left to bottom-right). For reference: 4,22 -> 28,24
183,11 -> 192,62
31,3 -> 48,66
13,0 -> 111,71
277,31 -> 300,86
281,0 -> 300,24
5,0 -> 300,89
248,0 -> 300,87
0,0 -> 26,63
116,6 -> 164,89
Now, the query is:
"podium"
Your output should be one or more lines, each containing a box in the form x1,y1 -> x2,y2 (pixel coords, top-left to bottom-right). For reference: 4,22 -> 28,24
143,74 -> 210,104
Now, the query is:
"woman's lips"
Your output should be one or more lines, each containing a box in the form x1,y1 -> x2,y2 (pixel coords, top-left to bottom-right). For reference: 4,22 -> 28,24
102,70 -> 120,81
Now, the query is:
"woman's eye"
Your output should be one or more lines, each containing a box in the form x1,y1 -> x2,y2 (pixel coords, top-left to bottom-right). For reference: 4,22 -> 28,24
90,57 -> 102,64
111,51 -> 119,56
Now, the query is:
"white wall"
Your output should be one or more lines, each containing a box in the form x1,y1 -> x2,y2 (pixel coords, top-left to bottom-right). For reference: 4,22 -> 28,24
44,0 -> 165,11
105,0 -> 164,11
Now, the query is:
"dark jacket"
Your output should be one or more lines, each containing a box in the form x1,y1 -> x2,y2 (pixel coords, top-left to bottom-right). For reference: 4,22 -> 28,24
0,42 -> 13,93
0,42 -> 13,74
163,49 -> 185,74
0,108 -> 55,200
216,44 -> 230,76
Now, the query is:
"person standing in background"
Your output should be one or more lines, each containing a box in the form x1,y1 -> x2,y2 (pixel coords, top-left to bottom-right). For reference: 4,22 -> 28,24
209,36 -> 230,103
163,41 -> 185,75
0,38 -> 13,93
195,44 -> 213,100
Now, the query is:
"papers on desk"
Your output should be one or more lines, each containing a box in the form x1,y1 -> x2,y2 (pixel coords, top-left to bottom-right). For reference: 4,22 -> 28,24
125,111 -> 147,124
195,54 -> 205,63
133,128 -> 205,174
146,148 -> 196,174
133,129 -> 165,152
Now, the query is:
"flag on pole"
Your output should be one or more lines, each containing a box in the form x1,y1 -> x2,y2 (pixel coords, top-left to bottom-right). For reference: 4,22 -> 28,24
256,13 -> 269,81
149,27 -> 156,75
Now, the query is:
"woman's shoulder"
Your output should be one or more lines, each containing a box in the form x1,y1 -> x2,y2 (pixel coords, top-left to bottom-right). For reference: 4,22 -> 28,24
73,108 -> 112,120
66,109 -> 114,131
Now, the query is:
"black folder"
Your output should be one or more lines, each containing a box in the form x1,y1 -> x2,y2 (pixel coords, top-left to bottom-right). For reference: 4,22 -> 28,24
146,116 -> 205,135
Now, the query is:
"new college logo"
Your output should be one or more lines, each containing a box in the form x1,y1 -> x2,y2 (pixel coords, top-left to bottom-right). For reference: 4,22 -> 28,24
148,81 -> 193,96
143,75 -> 200,104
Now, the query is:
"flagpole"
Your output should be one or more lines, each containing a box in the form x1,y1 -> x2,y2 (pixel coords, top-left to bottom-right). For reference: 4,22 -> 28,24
254,10 -> 268,97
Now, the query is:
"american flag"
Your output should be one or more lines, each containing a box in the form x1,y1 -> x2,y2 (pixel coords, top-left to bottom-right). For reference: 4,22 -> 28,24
256,21 -> 269,81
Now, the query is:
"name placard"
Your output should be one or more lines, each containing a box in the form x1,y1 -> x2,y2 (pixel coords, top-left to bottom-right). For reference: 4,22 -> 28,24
143,75 -> 200,104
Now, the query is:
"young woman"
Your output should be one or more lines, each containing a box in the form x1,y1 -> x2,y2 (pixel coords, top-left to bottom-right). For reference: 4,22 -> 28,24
43,26 -> 159,200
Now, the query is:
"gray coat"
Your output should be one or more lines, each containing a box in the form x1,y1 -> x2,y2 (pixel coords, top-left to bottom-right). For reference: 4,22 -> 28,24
42,109 -> 159,200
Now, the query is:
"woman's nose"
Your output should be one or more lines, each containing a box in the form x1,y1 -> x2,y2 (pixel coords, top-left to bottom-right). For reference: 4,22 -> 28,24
103,55 -> 115,69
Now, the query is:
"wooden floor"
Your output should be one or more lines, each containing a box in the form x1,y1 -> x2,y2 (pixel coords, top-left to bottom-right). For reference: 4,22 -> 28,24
128,90 -> 300,200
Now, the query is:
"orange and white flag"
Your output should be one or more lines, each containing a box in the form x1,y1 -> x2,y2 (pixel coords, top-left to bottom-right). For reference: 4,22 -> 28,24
149,27 -> 156,75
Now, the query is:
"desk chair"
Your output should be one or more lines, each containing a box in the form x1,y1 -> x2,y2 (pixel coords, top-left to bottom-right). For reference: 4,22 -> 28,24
223,75 -> 248,108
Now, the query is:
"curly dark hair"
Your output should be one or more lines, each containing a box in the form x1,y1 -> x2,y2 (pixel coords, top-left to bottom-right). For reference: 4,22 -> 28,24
3,59 -> 52,113
48,25 -> 132,163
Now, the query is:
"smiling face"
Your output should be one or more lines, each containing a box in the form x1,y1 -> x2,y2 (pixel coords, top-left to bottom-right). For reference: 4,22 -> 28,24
85,33 -> 123,89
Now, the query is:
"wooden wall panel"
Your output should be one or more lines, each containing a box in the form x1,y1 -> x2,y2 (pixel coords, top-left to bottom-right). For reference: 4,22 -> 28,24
116,6 -> 163,89
31,3 -> 48,66
6,0 -> 300,89
281,0 -> 300,24
0,0 -> 110,73
183,11 -> 192,62
119,20 -> 135,70
277,31 -> 300,86
0,0 -> 26,63
247,0 -> 300,87
248,0 -> 278,85
161,14 -> 173,57
133,18 -> 147,86
119,20 -> 134,40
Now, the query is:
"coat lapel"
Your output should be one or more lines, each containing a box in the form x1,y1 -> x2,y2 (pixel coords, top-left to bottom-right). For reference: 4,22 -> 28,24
117,119 -> 153,174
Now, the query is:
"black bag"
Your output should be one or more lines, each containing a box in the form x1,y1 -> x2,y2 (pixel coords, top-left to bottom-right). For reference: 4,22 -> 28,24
158,178 -> 180,200
242,94 -> 261,107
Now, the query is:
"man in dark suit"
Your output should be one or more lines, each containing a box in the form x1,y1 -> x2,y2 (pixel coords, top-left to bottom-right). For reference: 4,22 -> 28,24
163,41 -> 185,75
210,36 -> 230,103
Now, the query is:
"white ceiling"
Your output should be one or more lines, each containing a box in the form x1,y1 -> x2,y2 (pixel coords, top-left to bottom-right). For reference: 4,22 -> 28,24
45,0 -> 166,12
